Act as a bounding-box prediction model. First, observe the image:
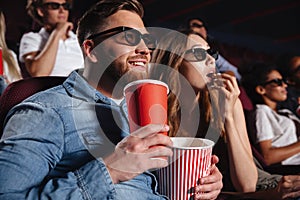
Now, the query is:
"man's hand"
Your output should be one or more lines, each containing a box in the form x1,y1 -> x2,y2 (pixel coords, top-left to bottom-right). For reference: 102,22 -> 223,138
194,155 -> 223,200
103,124 -> 173,183
276,175 -> 300,199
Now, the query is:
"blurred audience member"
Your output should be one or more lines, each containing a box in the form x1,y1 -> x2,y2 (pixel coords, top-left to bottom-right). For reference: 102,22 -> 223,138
236,163 -> 300,199
255,158 -> 300,200
19,0 -> 84,77
0,76 -> 6,95
241,62 -> 300,165
188,18 -> 242,81
277,54 -> 300,118
0,11 -> 22,85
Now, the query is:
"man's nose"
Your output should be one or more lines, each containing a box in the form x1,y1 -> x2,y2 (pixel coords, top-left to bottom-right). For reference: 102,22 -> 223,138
135,40 -> 151,55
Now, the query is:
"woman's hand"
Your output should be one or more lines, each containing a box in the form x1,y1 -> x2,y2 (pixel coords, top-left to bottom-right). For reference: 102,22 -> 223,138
54,22 -> 74,39
194,155 -> 223,199
218,73 -> 240,118
208,72 -> 240,120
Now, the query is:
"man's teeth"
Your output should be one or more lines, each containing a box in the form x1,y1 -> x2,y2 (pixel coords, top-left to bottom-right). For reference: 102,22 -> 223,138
131,62 -> 145,66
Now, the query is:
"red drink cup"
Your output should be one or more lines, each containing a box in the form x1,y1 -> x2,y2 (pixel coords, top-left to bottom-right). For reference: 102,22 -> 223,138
123,79 -> 169,135
157,137 -> 214,200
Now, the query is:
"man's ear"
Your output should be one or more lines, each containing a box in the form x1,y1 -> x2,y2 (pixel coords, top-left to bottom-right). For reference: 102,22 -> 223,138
83,40 -> 98,63
255,85 -> 265,95
37,7 -> 44,17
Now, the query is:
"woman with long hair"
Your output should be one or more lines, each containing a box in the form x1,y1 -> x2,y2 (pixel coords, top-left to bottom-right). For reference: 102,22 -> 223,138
149,29 -> 300,199
149,29 -> 257,193
0,11 -> 22,85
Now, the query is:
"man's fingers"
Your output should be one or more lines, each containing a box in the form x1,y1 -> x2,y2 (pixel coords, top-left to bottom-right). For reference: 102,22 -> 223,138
131,124 -> 169,138
146,145 -> 173,158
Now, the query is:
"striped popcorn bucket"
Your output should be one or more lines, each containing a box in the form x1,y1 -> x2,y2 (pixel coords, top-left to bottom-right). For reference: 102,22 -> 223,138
157,137 -> 214,200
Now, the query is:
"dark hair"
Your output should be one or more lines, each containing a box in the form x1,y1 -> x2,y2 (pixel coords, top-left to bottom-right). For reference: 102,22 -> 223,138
76,0 -> 144,46
187,18 -> 205,28
276,53 -> 299,78
240,62 -> 278,104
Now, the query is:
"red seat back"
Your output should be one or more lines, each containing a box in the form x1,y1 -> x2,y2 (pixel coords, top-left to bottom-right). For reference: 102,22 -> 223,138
0,76 -> 66,136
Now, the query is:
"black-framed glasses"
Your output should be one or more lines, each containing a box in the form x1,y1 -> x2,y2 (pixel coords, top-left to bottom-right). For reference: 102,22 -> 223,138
191,23 -> 205,28
261,78 -> 287,87
42,2 -> 72,10
87,26 -> 157,50
184,47 -> 218,62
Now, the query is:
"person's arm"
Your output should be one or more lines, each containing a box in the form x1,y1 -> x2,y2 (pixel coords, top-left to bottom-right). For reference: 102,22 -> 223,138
259,139 -> 300,165
227,99 -> 258,192
0,103 -> 116,199
0,102 -> 173,199
22,22 -> 73,76
219,73 -> 258,192
256,108 -> 300,165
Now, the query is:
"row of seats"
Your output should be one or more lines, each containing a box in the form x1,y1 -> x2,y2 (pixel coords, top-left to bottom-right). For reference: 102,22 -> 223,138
0,76 -> 66,135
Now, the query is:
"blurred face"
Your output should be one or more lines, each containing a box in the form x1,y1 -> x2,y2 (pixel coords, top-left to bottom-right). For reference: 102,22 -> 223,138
288,56 -> 300,88
189,19 -> 207,40
39,0 -> 70,26
261,70 -> 288,102
179,34 -> 216,91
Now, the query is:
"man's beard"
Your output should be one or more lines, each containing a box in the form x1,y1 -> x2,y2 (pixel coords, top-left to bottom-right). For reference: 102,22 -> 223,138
107,60 -> 148,99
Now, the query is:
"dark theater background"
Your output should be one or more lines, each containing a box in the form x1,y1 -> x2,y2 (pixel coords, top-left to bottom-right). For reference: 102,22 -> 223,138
1,0 -> 300,66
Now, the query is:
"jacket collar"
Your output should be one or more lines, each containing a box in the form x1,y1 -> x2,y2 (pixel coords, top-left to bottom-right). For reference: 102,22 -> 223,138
62,70 -> 114,105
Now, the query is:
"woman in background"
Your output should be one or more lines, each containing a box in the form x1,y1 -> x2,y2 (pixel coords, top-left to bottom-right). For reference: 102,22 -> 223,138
19,0 -> 83,77
277,54 -> 300,118
0,11 -> 22,85
241,62 -> 300,165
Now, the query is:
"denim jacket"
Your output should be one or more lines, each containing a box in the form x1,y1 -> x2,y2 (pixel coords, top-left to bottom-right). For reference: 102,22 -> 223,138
0,71 -> 167,200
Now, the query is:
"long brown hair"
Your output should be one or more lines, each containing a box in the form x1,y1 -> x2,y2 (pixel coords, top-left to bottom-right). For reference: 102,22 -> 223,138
150,29 -> 224,138
0,11 -> 22,82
